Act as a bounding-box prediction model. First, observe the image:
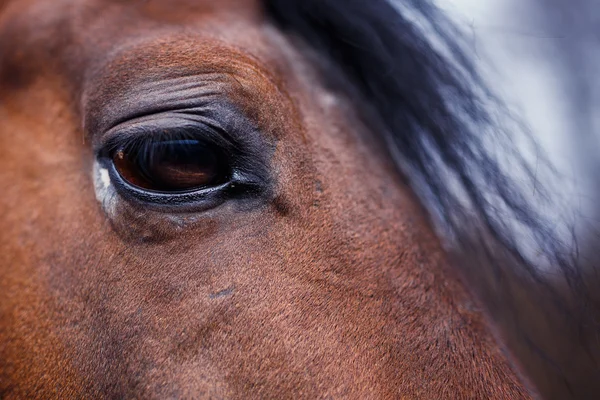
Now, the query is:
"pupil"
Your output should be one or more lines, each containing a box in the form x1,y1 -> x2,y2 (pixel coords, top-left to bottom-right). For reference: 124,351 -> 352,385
113,139 -> 228,192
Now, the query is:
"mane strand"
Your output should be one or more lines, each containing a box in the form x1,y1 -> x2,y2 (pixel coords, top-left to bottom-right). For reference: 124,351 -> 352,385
265,0 -> 598,395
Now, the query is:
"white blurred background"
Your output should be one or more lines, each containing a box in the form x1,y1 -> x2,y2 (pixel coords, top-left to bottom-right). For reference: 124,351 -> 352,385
432,5 -> 600,396
441,0 -> 599,240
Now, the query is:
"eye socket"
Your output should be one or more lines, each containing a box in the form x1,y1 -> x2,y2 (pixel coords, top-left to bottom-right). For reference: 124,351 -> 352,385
96,112 -> 270,209
111,139 -> 231,193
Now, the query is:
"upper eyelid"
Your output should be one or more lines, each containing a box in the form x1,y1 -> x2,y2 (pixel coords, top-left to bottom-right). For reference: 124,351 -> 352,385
95,110 -> 237,156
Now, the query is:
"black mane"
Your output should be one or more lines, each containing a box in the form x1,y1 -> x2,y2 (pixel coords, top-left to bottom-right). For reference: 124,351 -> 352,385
265,0 -> 558,266
265,0 -> 597,396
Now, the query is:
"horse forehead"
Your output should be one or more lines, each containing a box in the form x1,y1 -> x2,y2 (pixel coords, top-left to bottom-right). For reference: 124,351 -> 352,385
4,0 -> 261,14
0,0 -> 284,93
2,0 -> 267,60
89,0 -> 265,28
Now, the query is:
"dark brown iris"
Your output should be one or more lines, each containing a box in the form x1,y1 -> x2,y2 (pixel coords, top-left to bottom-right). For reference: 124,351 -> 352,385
112,139 -> 228,192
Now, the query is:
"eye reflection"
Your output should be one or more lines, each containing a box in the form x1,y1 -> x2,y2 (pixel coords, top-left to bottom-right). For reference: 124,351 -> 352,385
112,139 -> 230,192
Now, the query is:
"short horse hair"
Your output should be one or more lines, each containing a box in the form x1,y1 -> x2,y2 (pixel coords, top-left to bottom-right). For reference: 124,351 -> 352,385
265,0 -> 596,392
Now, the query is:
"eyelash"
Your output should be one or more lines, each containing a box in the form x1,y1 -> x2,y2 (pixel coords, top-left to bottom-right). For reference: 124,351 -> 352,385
102,122 -> 233,155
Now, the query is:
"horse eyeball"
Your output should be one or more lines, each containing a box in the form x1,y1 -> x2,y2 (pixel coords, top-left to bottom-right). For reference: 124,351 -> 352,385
112,139 -> 229,192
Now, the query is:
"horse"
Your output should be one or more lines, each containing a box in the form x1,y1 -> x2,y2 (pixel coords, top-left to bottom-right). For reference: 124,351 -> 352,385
0,0 -> 595,398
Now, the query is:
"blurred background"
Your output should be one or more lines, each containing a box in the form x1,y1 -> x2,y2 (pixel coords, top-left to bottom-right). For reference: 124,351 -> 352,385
440,1 -> 599,398
445,0 -> 599,237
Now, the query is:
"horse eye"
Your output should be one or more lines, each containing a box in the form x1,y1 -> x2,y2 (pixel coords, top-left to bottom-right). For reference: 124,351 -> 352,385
112,139 -> 230,193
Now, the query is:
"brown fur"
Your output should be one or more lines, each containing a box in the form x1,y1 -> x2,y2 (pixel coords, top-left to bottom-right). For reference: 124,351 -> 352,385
0,0 -> 533,398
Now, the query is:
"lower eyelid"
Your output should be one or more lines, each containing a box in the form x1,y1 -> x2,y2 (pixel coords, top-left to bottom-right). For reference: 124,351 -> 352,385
95,150 -> 268,215
105,159 -> 232,209
92,160 -> 223,241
